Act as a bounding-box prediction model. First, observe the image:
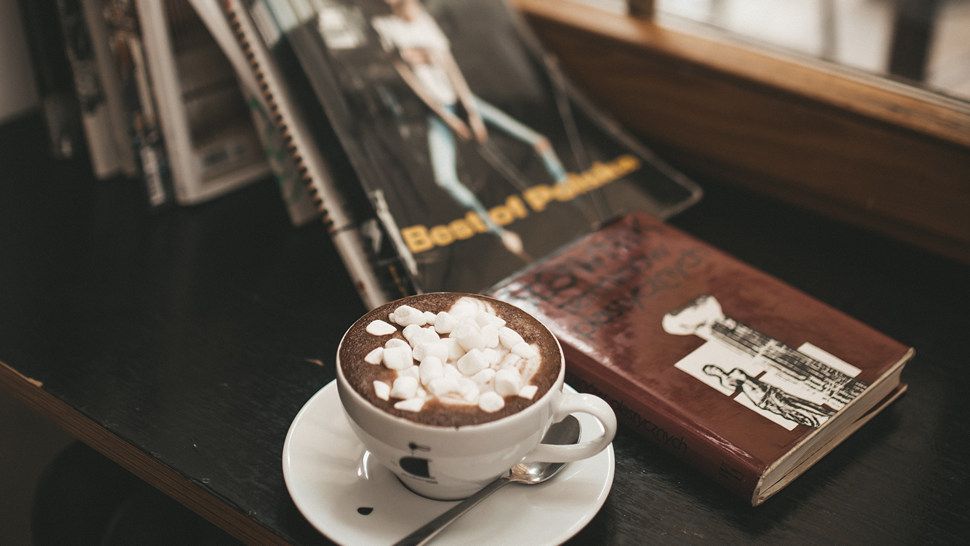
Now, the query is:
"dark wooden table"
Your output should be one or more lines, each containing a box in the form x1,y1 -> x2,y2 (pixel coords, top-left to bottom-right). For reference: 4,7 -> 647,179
2,114 -> 968,544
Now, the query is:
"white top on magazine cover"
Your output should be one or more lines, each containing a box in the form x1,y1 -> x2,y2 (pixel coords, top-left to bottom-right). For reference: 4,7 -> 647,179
372,11 -> 457,105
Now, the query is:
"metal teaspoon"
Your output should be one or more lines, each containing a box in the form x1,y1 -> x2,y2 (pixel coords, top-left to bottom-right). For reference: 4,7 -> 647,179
392,415 -> 582,546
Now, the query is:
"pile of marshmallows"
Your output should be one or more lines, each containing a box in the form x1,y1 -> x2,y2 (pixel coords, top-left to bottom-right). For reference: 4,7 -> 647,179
362,297 -> 542,414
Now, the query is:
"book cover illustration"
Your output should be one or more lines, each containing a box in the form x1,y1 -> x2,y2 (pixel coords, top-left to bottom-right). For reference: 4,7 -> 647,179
260,0 -> 701,295
663,295 -> 867,430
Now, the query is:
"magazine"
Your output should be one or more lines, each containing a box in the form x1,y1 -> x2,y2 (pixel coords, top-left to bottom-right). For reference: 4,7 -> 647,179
241,0 -> 701,296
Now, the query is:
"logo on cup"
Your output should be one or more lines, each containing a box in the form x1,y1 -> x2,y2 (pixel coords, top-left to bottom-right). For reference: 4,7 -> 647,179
399,456 -> 432,479
400,441 -> 434,480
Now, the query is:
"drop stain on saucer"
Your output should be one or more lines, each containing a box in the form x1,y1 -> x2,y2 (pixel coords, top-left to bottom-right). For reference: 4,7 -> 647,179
357,507 -> 374,515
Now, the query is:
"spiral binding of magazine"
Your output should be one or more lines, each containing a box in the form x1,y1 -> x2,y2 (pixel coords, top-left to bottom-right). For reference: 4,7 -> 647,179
189,0 -> 318,225
222,0 -> 404,307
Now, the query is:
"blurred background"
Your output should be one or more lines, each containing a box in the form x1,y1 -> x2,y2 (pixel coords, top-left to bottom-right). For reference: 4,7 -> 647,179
0,0 -> 970,544
581,0 -> 970,101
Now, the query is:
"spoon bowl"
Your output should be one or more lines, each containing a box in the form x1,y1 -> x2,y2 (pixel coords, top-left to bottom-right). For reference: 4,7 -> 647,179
393,415 -> 582,545
508,415 -> 581,485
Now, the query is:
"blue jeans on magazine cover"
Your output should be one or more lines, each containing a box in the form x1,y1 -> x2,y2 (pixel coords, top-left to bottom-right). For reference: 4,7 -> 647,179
427,98 -> 568,237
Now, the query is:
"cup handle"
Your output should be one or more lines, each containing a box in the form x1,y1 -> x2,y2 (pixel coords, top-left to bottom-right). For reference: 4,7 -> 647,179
520,392 -> 617,463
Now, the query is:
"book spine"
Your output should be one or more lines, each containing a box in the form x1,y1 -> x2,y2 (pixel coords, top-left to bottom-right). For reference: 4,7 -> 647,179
81,0 -> 137,176
134,0 -> 193,202
222,0 -> 389,308
56,0 -> 125,178
18,0 -> 82,159
561,344 -> 763,503
100,1 -> 176,208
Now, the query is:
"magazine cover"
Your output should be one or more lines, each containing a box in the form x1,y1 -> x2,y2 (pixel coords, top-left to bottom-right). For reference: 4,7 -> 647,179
254,0 -> 701,294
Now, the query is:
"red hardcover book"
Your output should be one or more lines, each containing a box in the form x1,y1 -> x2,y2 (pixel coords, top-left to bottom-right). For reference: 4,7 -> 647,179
489,212 -> 912,505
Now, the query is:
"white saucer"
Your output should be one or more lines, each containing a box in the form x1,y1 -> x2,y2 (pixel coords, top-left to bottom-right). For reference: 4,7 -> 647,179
282,380 -> 614,545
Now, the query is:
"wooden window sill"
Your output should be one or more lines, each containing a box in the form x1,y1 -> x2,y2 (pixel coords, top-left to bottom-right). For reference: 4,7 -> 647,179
514,0 -> 970,263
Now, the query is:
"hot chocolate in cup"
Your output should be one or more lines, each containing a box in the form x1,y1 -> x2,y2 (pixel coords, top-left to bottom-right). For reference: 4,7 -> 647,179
336,292 -> 617,500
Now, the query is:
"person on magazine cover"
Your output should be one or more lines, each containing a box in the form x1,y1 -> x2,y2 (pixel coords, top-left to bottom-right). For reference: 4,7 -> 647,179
371,0 -> 571,258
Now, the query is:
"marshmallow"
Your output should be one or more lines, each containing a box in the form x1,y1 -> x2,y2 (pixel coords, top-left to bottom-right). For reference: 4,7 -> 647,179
498,326 -> 524,348
520,357 -> 540,383
413,340 -> 449,362
494,368 -> 522,397
373,380 -> 391,401
518,385 -> 539,400
428,376 -> 459,397
478,391 -> 505,413
410,340 -> 432,362
362,299 -> 549,413
419,356 -> 444,385
402,324 -> 423,342
472,308 -> 505,326
453,323 -> 486,352
481,324 -> 500,348
472,368 -> 496,386
511,342 -> 538,359
443,338 -> 465,361
450,320 -> 475,337
382,345 -> 413,370
482,348 -> 502,366
457,349 -> 488,376
366,320 -> 396,336
434,311 -> 457,334
474,310 -> 493,327
449,298 -> 480,319
498,353 -> 522,370
443,364 -> 462,380
363,347 -> 383,365
457,378 -> 479,402
437,396 -> 470,406
410,330 -> 440,361
390,376 -> 419,399
391,305 -> 426,326
394,397 -> 425,412
408,326 -> 441,345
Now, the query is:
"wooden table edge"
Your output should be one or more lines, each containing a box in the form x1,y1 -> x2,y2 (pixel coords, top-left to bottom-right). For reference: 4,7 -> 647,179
0,359 -> 291,546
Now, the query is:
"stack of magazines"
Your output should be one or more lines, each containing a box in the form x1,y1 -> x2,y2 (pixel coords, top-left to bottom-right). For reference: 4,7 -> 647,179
188,0 -> 701,307
20,0 -> 317,223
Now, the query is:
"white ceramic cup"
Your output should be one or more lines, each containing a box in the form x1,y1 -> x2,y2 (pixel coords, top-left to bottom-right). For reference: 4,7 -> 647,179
335,297 -> 617,500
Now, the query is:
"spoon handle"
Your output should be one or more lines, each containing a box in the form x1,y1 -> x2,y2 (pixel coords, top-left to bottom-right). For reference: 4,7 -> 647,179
392,476 -> 511,546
